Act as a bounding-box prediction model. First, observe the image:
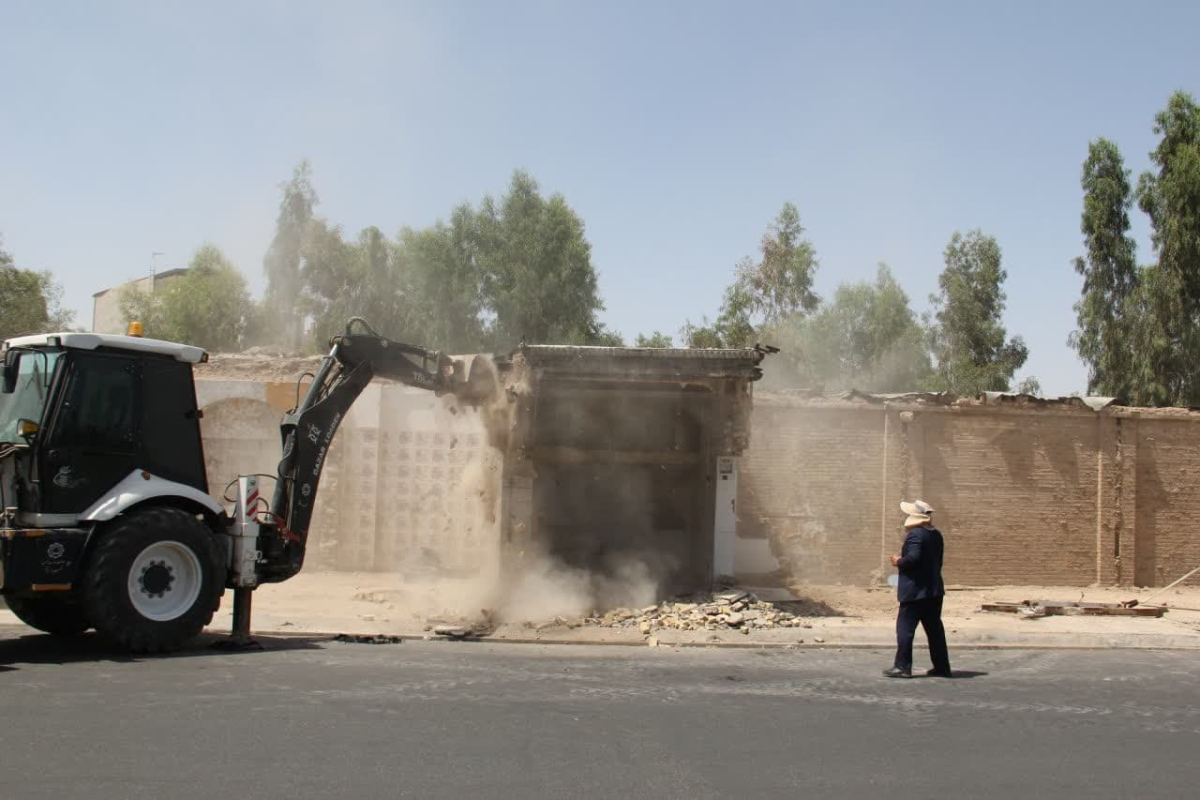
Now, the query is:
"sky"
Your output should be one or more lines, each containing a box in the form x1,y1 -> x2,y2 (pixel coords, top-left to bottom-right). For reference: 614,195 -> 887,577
2,1 -> 1198,396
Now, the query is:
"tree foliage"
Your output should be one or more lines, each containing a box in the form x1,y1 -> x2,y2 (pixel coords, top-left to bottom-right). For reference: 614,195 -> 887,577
301,223 -> 410,347
926,230 -> 1028,396
1127,91 -> 1200,407
1071,92 -> 1200,407
635,331 -> 673,348
264,161 -> 318,346
766,265 -> 932,392
120,244 -> 253,351
1070,138 -> 1139,398
0,236 -> 75,339
683,202 -> 819,348
291,168 -> 612,352
396,206 -> 487,353
733,202 -> 820,325
474,170 -> 607,347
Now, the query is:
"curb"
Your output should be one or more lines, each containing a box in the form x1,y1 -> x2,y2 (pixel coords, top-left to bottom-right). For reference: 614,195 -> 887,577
3,623 -> 1198,652
237,629 -> 1200,652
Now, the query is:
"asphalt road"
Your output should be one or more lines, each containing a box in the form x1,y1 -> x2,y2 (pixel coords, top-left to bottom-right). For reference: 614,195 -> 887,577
1,628 -> 1197,799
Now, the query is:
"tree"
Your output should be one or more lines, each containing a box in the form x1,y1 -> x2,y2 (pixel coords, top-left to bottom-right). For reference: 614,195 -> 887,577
1070,138 -> 1140,398
1137,91 -> 1200,306
767,264 -> 932,392
588,326 -> 626,347
0,236 -> 75,338
713,281 -> 758,347
926,231 -> 1029,396
1126,91 -> 1200,406
121,245 -> 254,351
635,331 -> 673,348
474,170 -> 608,347
118,280 -> 166,335
264,161 -> 318,346
301,223 -> 410,348
733,202 -> 820,325
1013,375 -> 1042,396
683,202 -> 820,349
679,318 -> 725,348
396,205 -> 487,353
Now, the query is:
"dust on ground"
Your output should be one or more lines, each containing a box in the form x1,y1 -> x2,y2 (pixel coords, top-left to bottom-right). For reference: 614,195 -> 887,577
208,572 -> 1200,643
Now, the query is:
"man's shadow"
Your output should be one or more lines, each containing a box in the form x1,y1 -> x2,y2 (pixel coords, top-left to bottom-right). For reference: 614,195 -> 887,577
918,670 -> 988,679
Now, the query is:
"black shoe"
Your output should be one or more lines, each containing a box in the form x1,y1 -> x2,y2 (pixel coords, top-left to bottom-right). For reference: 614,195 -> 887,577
926,668 -> 954,678
883,667 -> 912,678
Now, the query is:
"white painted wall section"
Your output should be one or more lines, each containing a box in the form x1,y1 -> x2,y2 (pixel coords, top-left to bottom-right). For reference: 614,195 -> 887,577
713,456 -> 737,578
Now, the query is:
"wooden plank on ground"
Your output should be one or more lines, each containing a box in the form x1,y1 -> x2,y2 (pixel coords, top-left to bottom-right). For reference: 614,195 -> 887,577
980,600 -> 1165,618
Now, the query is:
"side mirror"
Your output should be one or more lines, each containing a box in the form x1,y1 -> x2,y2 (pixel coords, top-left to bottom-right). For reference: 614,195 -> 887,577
1,351 -> 18,394
17,419 -> 39,441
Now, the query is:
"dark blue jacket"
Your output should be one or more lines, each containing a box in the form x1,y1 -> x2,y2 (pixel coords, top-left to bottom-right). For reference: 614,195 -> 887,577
896,525 -> 945,603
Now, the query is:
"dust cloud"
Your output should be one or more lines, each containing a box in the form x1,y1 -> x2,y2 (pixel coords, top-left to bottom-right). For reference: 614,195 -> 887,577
378,355 -> 665,627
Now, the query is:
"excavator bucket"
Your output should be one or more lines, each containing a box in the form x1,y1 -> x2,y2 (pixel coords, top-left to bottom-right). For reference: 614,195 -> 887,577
452,354 -> 501,406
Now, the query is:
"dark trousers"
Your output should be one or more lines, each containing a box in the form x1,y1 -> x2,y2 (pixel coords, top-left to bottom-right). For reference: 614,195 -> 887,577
894,596 -> 950,672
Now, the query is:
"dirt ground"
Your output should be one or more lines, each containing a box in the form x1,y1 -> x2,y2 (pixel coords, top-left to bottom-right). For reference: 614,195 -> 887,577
208,571 -> 1200,646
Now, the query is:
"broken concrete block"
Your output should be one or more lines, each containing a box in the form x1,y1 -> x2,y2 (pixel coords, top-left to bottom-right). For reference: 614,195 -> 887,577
433,625 -> 469,638
648,637 -> 659,647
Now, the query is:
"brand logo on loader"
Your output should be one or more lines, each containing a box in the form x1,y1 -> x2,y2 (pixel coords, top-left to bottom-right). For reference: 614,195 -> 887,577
46,542 -> 65,559
308,424 -> 322,444
52,466 -> 84,489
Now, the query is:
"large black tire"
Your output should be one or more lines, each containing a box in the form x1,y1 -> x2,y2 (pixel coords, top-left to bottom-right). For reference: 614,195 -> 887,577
4,594 -> 91,636
82,506 -> 226,654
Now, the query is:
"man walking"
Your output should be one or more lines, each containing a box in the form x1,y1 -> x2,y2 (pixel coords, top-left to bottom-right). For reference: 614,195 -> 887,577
883,499 -> 952,679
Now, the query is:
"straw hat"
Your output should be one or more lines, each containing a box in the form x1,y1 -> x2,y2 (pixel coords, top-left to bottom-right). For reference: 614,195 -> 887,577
900,499 -> 934,528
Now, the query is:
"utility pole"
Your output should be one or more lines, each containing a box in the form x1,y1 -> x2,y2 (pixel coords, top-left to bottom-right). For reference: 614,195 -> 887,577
150,251 -> 165,291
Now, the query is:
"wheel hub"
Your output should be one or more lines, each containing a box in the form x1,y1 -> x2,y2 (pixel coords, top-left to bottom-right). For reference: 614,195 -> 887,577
139,560 -> 175,598
126,540 -> 204,622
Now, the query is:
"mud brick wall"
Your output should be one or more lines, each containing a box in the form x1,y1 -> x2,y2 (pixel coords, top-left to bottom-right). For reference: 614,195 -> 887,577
1132,419 -> 1200,588
736,405 -> 891,585
739,396 -> 1200,588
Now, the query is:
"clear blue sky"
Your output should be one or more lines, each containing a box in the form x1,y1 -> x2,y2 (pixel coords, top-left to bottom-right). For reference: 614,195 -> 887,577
2,1 -> 1198,395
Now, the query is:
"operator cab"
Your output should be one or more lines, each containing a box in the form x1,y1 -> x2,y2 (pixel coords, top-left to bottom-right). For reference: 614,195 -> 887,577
0,332 -> 210,524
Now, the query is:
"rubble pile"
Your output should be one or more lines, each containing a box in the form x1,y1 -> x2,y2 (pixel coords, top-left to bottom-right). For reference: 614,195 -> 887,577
532,589 -> 813,636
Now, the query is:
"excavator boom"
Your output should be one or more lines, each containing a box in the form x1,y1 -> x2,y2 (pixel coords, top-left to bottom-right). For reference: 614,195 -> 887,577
261,318 -> 497,581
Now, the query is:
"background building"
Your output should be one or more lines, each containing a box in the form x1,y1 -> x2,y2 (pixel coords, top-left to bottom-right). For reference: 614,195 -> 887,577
91,268 -> 187,334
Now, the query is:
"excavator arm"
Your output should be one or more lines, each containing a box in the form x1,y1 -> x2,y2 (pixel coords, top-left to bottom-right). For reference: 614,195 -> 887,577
259,318 -> 494,582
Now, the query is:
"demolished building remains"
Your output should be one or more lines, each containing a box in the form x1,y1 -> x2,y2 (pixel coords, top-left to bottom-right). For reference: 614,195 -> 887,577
194,352 -> 1200,594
